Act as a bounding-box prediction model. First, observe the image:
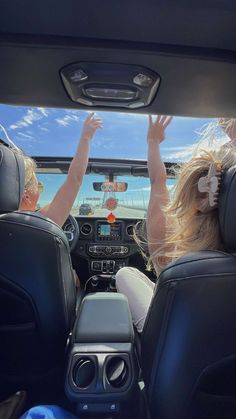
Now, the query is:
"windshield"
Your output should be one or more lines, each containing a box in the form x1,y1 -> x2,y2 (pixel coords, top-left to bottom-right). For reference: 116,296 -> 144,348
0,104 -> 228,219
36,173 -> 175,219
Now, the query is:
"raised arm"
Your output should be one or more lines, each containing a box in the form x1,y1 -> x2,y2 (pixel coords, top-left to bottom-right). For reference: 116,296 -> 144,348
146,115 -> 173,257
40,113 -> 102,226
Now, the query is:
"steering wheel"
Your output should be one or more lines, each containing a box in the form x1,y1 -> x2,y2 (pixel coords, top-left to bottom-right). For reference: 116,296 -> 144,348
62,214 -> 80,252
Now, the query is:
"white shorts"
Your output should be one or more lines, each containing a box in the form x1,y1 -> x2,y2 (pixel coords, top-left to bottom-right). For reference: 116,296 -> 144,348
116,267 -> 155,333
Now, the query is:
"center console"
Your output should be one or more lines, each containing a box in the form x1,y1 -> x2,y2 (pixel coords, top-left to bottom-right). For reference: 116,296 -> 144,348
65,293 -> 137,417
73,218 -> 145,285
88,221 -> 131,275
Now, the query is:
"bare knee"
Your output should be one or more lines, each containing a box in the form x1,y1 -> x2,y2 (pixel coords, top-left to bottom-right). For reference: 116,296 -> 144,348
115,267 -> 139,292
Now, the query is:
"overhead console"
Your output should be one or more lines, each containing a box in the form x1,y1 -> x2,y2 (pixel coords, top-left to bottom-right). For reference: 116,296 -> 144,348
61,62 -> 160,110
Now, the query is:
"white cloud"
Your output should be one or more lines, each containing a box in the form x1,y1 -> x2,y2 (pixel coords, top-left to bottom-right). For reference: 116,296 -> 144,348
17,132 -> 33,140
10,109 -> 44,130
162,146 -> 192,151
162,144 -> 195,161
128,186 -> 151,192
93,137 -> 114,150
36,107 -> 49,117
162,135 -> 229,162
55,114 -> 80,127
38,126 -> 49,132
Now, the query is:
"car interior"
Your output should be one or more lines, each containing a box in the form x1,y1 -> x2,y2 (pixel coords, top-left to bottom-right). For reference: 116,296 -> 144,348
1,1 -> 236,419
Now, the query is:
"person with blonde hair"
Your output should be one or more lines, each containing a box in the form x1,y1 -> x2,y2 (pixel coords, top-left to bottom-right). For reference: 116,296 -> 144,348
18,112 -> 102,226
116,115 -> 236,333
7,112 -> 102,288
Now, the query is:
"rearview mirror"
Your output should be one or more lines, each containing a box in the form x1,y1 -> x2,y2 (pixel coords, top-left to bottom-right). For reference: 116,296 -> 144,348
93,182 -> 128,192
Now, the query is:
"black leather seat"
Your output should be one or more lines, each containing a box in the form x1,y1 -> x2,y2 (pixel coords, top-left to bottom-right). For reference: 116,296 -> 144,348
0,144 -> 76,398
141,166 -> 236,419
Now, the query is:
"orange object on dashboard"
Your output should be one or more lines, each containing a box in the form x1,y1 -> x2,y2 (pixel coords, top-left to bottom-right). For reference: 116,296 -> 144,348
106,212 -> 116,224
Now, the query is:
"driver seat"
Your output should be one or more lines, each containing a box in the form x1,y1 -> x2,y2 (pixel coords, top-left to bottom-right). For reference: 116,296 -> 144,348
0,144 -> 76,398
141,166 -> 236,419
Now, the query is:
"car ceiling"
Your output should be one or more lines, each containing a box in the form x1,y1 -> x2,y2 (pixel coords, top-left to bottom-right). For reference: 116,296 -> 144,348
1,0 -> 236,117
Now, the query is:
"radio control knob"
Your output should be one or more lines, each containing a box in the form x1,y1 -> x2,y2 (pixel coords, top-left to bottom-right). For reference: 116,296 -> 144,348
106,246 -> 112,254
121,246 -> 128,254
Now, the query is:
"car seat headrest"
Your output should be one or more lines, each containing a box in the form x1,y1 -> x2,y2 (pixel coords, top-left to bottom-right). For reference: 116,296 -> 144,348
0,142 -> 25,214
219,166 -> 236,251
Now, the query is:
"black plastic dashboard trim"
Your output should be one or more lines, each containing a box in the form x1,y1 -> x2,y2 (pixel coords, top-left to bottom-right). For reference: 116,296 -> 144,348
32,156 -> 176,178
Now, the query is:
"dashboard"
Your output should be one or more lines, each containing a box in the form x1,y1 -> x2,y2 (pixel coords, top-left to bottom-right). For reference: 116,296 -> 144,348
68,217 -> 146,279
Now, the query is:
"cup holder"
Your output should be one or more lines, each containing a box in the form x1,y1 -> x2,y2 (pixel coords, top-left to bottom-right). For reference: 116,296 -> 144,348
105,357 -> 128,388
72,357 -> 96,389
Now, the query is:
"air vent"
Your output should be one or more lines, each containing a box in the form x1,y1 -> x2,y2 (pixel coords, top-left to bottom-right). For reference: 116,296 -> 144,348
81,223 -> 92,235
126,225 -> 134,237
106,357 -> 128,388
73,357 -> 95,389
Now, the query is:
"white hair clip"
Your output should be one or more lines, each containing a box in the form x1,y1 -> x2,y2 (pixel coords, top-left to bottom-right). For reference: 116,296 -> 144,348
198,163 -> 222,211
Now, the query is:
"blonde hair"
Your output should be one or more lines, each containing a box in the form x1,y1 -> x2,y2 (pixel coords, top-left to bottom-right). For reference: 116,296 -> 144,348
136,123 -> 236,273
0,124 -> 38,194
10,147 -> 38,194
23,155 -> 37,194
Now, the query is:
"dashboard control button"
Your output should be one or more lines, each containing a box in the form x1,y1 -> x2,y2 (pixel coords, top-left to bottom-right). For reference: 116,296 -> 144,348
105,246 -> 112,254
99,260 -> 116,273
91,261 -> 102,271
120,246 -> 129,254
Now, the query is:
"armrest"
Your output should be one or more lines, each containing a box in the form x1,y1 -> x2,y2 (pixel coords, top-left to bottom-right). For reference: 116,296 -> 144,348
73,292 -> 134,343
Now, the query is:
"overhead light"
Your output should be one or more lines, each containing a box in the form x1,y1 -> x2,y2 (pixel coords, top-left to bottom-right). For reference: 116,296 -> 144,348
133,73 -> 153,87
69,69 -> 88,82
60,62 -> 160,109
84,86 -> 138,101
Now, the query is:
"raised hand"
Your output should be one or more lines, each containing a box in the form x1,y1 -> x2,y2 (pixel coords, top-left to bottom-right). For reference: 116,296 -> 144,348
147,115 -> 173,144
81,112 -> 103,141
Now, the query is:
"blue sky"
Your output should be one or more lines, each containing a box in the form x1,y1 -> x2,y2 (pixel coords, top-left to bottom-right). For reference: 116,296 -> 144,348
0,104 -> 221,161
0,104 -> 228,209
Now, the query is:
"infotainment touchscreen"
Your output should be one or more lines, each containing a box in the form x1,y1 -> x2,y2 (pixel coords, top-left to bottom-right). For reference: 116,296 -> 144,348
100,224 -> 111,236
97,222 -> 122,241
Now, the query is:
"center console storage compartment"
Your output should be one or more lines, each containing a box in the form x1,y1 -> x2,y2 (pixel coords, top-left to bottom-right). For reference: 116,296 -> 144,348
65,293 -> 137,415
